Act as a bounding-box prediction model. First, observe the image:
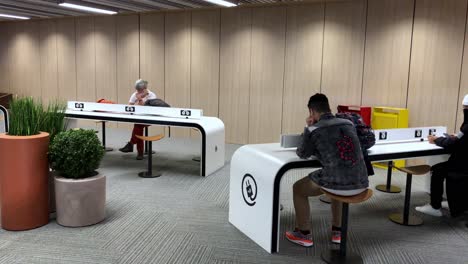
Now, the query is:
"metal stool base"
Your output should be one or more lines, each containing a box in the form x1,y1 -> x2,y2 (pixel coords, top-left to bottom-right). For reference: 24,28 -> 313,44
192,157 -> 201,162
138,171 -> 161,178
103,147 -> 113,152
376,184 -> 401,193
319,194 -> 332,204
321,250 -> 363,264
144,151 -> 156,155
389,213 -> 423,226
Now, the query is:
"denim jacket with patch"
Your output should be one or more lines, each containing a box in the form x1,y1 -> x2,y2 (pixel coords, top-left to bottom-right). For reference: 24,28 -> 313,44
296,113 -> 369,190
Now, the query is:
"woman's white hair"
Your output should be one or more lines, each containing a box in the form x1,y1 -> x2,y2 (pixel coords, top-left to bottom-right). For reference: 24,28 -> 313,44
135,79 -> 148,89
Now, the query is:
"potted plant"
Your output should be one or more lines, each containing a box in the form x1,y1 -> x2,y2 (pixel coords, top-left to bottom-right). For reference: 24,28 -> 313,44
49,129 -> 106,227
0,97 -> 50,231
40,101 -> 67,213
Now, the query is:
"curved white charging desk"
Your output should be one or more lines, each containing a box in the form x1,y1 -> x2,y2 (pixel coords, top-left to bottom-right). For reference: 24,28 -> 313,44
65,101 -> 225,177
229,127 -> 451,253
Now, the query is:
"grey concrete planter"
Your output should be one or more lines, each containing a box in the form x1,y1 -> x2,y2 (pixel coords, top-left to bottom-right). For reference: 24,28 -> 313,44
54,173 -> 106,227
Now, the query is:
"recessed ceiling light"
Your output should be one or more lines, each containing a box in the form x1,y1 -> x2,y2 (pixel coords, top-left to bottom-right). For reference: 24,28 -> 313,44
58,1 -> 117,15
202,0 -> 237,7
0,14 -> 30,20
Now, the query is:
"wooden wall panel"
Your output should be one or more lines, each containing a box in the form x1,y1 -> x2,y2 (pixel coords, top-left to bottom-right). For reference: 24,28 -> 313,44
56,18 -> 77,101
362,0 -> 414,108
0,22 -> 12,94
116,15 -> 139,130
10,21 -> 41,98
458,15 -> 468,131
75,17 -> 96,102
191,10 -> 220,138
248,7 -> 286,144
39,20 -> 58,104
282,4 -> 324,134
219,8 -> 252,144
95,16 -> 117,103
321,0 -> 366,111
140,13 -> 165,136
165,11 -> 191,137
407,0 -> 467,132
191,10 -> 220,117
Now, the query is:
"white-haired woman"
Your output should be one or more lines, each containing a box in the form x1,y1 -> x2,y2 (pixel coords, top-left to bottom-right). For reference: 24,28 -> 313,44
119,79 -> 156,160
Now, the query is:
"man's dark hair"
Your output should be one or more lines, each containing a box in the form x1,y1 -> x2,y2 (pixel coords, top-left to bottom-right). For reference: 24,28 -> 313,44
307,93 -> 331,113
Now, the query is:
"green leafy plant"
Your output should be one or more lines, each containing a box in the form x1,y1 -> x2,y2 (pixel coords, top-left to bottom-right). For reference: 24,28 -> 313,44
40,101 -> 67,142
49,129 -> 105,179
8,97 -> 43,136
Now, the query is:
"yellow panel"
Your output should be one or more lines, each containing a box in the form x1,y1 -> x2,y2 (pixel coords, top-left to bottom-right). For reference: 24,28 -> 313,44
282,3 -> 324,134
248,6 -> 286,144
219,8 -> 252,144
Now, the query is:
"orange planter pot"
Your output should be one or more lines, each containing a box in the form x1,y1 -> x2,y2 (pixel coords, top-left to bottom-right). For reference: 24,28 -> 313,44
0,132 -> 50,231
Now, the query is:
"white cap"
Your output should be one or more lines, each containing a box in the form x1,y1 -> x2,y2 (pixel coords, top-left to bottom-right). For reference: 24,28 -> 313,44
464,94 -> 468,106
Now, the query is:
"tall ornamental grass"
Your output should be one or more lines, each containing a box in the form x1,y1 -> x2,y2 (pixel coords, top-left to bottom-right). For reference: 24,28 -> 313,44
7,97 -> 67,137
8,97 -> 43,136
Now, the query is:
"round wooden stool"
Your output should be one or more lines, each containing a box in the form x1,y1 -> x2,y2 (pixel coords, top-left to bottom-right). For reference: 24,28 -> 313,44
375,161 -> 402,193
136,134 -> 164,178
389,165 -> 431,226
321,188 -> 373,264
95,121 -> 113,152
143,126 -> 156,155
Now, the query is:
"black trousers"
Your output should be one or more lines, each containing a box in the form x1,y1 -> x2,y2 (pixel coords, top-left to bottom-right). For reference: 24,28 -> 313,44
430,162 -> 448,209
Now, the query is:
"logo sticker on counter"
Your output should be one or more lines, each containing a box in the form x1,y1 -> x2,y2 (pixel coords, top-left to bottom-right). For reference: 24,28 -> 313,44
242,174 -> 257,206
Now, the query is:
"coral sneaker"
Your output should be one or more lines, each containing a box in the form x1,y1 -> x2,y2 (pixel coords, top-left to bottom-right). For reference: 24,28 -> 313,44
285,229 -> 314,247
331,230 -> 341,244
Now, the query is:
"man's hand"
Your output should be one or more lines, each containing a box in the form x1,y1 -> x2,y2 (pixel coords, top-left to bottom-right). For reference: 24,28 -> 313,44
306,116 -> 314,126
428,135 -> 438,144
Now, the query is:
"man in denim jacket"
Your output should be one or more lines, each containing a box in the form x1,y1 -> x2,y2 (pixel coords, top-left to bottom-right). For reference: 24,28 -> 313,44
285,93 -> 369,248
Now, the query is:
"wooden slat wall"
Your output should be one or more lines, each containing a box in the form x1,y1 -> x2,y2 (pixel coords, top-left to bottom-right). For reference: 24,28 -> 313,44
140,13 -> 165,136
0,22 -> 11,94
56,18 -> 76,101
165,11 -> 191,137
39,19 -> 58,104
219,8 -> 252,144
362,0 -> 414,108
75,17 -> 96,102
2,1 -> 468,141
321,0 -> 367,111
458,14 -> 468,131
282,3 -> 324,134
407,0 -> 467,132
116,15 -> 139,130
11,21 -> 41,98
248,6 -> 286,144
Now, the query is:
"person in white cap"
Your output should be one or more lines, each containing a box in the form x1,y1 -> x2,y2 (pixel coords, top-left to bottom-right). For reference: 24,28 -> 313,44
119,79 -> 157,160
416,94 -> 468,217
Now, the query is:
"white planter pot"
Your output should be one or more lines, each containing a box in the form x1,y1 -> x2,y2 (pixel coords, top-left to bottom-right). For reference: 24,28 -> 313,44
54,173 -> 106,227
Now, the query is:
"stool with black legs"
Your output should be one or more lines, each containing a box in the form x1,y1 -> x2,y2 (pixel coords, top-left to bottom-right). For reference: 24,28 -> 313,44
95,121 -> 113,152
136,134 -> 164,178
375,161 -> 402,193
388,165 -> 431,226
321,188 -> 373,264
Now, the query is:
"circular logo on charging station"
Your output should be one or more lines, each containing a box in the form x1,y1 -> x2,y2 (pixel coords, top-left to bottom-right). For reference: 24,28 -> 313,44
242,174 -> 257,206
